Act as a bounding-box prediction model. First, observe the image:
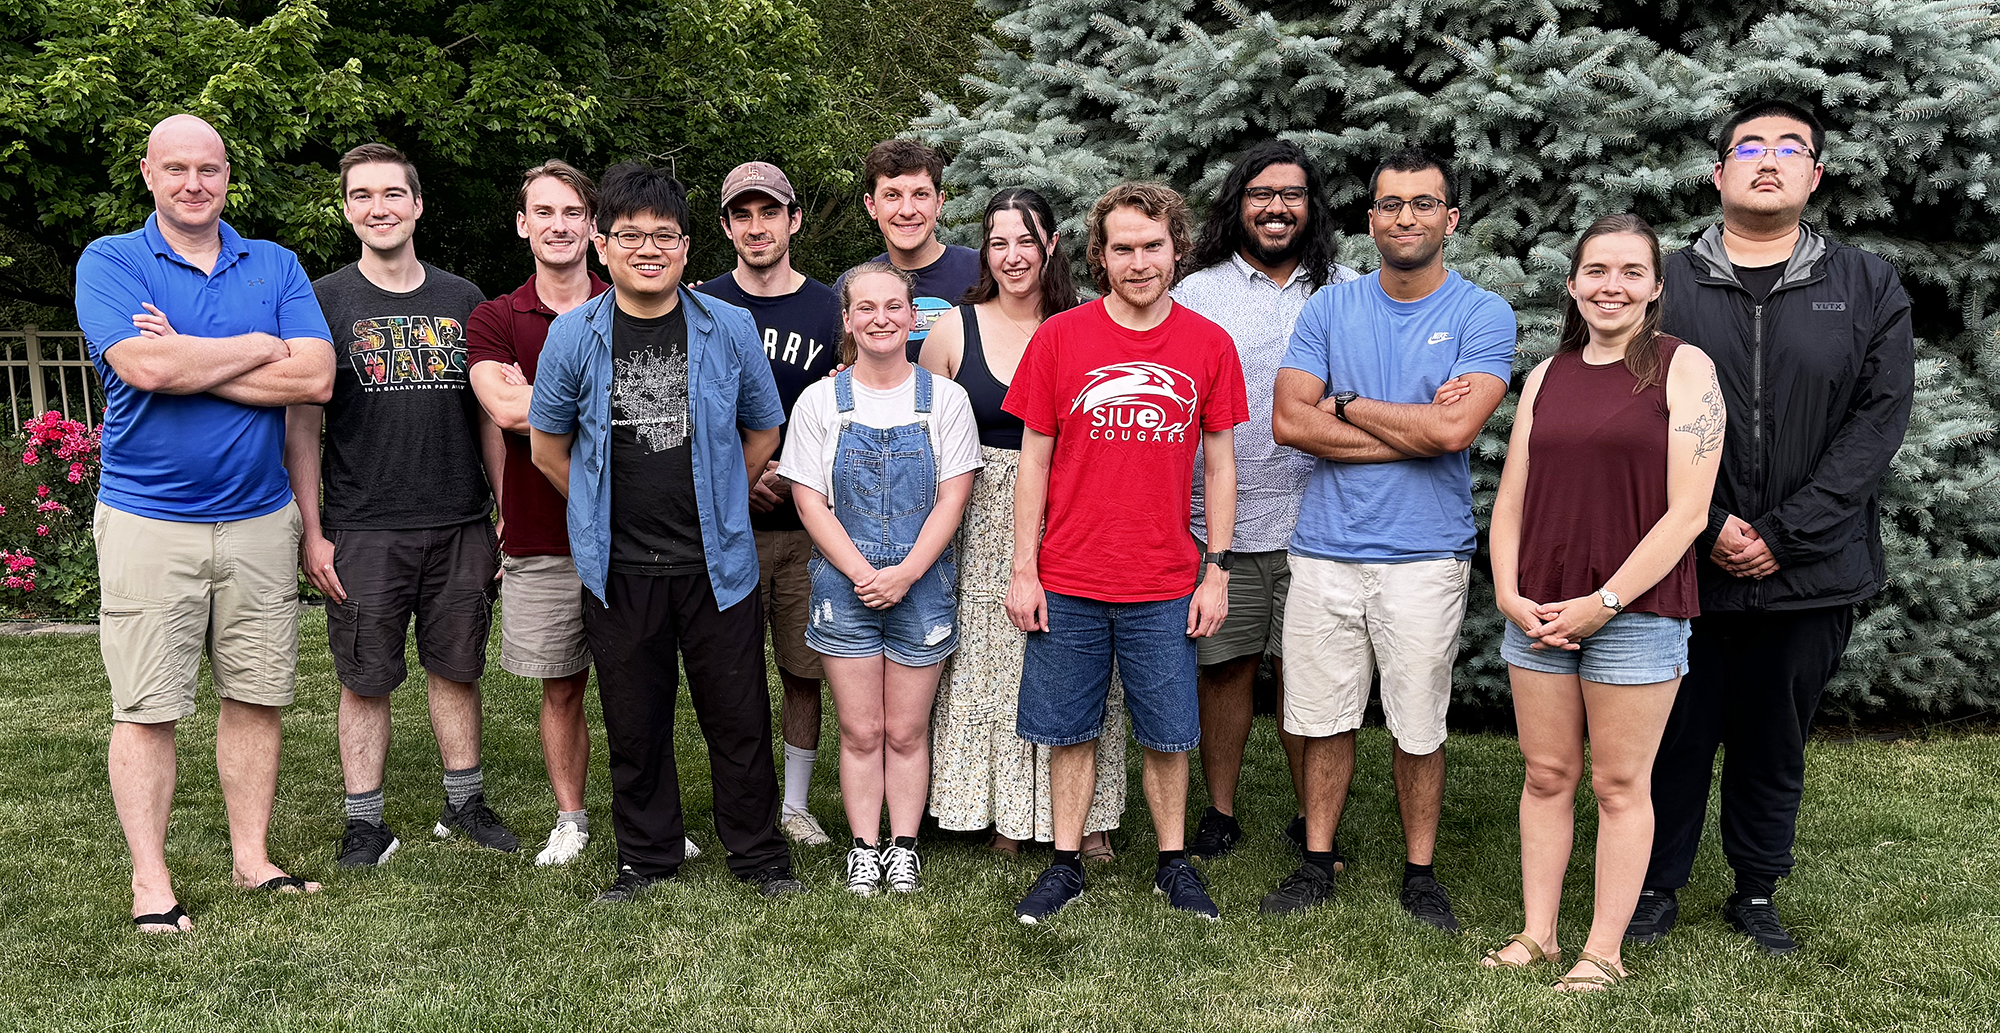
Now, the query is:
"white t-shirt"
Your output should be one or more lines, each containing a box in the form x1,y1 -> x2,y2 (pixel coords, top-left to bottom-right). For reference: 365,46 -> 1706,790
779,366 -> 984,501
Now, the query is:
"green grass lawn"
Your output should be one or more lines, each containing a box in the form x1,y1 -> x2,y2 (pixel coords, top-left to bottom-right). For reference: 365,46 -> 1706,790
1,611 -> 1996,1032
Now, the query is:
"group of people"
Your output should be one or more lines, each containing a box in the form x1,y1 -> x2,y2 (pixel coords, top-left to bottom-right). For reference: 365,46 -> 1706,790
76,98 -> 1912,993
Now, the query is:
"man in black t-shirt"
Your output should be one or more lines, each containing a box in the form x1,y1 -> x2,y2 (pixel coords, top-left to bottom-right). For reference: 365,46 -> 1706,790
695,161 -> 841,847
286,144 -> 517,868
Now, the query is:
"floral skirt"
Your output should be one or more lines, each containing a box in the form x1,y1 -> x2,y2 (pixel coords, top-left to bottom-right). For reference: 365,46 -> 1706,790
928,446 -> 1126,839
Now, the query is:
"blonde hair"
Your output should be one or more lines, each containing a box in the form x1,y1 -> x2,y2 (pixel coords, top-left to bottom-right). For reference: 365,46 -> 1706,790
836,262 -> 917,365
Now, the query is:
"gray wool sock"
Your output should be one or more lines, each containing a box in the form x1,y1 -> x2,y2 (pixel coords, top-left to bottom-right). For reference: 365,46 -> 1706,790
345,788 -> 385,826
443,765 -> 484,808
557,809 -> 588,834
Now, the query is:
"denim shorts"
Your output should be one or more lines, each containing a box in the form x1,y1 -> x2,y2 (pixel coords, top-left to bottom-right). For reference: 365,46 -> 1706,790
1501,610 -> 1692,685
1017,590 -> 1199,753
805,546 -> 959,667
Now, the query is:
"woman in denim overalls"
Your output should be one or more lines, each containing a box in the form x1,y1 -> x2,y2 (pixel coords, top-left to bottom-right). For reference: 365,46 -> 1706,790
782,263 -> 979,896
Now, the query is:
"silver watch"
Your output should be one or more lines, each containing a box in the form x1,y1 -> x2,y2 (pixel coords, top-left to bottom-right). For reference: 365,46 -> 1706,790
1598,588 -> 1624,613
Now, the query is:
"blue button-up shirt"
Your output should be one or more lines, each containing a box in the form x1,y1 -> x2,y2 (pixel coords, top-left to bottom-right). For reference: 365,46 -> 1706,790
74,214 -> 331,521
528,286 -> 783,607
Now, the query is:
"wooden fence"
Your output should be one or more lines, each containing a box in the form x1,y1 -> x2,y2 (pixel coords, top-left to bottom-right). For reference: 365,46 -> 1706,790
0,327 -> 102,433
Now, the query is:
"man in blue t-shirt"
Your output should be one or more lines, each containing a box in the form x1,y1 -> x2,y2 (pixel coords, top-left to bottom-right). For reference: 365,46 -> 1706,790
73,114 -> 336,933
1264,150 -> 1517,928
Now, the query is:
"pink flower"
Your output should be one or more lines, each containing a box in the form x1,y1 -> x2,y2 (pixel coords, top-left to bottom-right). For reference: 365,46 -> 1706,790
36,499 -> 61,512
21,450 -> 37,465
67,465 -> 84,484
35,485 -> 49,498
35,525 -> 48,537
2,576 -> 19,589
0,504 -> 7,515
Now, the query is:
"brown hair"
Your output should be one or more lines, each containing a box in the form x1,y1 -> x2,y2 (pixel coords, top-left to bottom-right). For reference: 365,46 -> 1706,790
1557,213 -> 1667,390
516,159 -> 597,217
835,261 -> 917,365
962,187 -> 1080,317
338,143 -> 421,199
863,139 -> 945,195
1086,182 -> 1192,294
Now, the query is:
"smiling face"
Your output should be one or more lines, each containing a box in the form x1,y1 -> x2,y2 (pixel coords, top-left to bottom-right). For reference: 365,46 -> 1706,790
140,116 -> 230,236
985,207 -> 1048,301
343,161 -> 423,256
722,191 -> 800,271
863,172 -> 943,255
1713,114 -> 1823,223
517,175 -> 592,271
843,270 -> 916,361
1567,231 -> 1662,341
1100,205 -> 1178,312
593,211 -> 687,303
1239,162 -> 1308,266
1368,167 -> 1458,272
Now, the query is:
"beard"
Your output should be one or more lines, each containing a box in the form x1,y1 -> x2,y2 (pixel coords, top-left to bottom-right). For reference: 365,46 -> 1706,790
1242,214 -> 1304,267
736,237 -> 790,269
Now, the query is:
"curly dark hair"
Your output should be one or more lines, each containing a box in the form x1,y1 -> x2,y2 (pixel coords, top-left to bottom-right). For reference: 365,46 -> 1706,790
1190,140 -> 1342,291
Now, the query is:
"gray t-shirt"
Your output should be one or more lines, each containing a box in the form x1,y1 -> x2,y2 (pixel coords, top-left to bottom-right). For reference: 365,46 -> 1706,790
1173,255 -> 1360,553
313,262 -> 493,530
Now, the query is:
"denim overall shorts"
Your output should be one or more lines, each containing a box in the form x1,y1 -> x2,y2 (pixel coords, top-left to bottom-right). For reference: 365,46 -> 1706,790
804,366 -> 960,666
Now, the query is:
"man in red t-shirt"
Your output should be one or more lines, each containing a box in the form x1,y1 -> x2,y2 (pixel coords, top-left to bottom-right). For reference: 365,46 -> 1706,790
466,161 -> 611,867
1002,182 -> 1248,924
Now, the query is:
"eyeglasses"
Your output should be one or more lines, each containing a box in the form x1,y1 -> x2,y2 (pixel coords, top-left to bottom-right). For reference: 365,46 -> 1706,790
605,229 -> 689,251
1371,195 -> 1447,217
1729,143 -> 1817,163
1245,186 -> 1308,208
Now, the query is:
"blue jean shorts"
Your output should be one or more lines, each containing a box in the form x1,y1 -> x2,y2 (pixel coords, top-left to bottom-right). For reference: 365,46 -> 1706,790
806,547 -> 959,667
1501,610 -> 1692,685
1017,590 -> 1199,753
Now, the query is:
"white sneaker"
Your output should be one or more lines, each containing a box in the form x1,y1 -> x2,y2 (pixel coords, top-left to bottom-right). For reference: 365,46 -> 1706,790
780,810 -> 832,846
534,821 -> 590,866
881,843 -> 922,893
845,843 -> 883,897
683,836 -> 702,861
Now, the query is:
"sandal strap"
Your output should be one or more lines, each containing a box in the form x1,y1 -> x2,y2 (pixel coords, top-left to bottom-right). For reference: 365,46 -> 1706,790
133,903 -> 188,928
1556,951 -> 1627,989
255,875 -> 309,892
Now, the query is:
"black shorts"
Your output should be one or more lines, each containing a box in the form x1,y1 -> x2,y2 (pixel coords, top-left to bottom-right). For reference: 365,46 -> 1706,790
326,519 -> 499,696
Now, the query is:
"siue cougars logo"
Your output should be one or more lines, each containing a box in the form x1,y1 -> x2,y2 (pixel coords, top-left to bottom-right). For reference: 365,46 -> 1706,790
1070,361 -> 1199,443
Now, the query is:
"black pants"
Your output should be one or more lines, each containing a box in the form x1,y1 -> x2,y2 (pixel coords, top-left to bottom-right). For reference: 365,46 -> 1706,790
583,570 -> 790,879
1645,605 -> 1854,890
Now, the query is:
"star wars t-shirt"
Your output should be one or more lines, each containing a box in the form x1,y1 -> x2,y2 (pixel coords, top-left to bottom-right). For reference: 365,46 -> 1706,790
1003,298 -> 1248,602
312,262 -> 492,530
607,304 -> 705,575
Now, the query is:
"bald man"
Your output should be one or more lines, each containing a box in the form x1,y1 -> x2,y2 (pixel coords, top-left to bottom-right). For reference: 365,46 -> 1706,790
74,114 -> 336,933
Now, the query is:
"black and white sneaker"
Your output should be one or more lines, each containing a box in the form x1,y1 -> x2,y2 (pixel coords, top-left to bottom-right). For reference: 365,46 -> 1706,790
881,843 -> 922,893
1187,806 -> 1241,862
1400,874 -> 1461,933
1015,864 -> 1085,924
845,842 -> 884,897
434,793 -> 520,853
593,864 -> 670,904
1259,863 -> 1334,915
1153,858 -> 1220,921
337,819 -> 400,868
1723,893 -> 1798,955
1625,888 -> 1680,945
746,864 -> 807,899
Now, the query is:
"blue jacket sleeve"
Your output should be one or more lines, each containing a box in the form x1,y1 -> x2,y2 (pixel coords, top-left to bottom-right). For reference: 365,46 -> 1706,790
527,313 -> 584,435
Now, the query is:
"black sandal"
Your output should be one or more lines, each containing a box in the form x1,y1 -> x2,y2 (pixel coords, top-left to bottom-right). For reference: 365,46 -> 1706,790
252,875 -> 312,893
133,903 -> 189,932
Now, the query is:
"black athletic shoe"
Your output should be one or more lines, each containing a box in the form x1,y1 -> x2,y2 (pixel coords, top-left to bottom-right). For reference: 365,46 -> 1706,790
1153,858 -> 1220,921
746,865 -> 807,899
1187,806 -> 1242,862
1724,893 -> 1798,955
434,793 -> 520,853
593,865 -> 671,904
1399,874 -> 1461,933
1259,863 -> 1334,915
337,819 -> 401,868
1281,815 -> 1307,853
1625,888 -> 1680,945
1015,864 -> 1085,924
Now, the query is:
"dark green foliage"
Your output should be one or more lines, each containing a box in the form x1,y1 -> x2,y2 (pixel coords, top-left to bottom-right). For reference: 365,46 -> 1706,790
920,0 -> 2000,714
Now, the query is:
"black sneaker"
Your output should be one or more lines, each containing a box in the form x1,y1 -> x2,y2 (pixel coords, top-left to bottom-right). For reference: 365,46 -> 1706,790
337,818 -> 401,868
746,865 -> 807,899
1625,888 -> 1680,945
1153,858 -> 1220,921
1015,864 -> 1085,925
1723,892 -> 1798,955
1399,874 -> 1461,933
1281,815 -> 1306,853
1259,863 -> 1334,915
593,864 -> 671,904
434,792 -> 520,853
1187,806 -> 1241,862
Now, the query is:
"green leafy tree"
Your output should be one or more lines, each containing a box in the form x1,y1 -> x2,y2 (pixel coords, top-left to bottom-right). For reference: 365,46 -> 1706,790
920,0 -> 2000,715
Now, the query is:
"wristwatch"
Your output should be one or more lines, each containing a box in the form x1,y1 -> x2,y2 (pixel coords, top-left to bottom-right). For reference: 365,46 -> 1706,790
1204,550 -> 1237,572
1598,588 -> 1624,613
1332,390 -> 1360,424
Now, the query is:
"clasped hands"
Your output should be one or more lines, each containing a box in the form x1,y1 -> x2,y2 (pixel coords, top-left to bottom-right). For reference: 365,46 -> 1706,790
1712,514 -> 1778,579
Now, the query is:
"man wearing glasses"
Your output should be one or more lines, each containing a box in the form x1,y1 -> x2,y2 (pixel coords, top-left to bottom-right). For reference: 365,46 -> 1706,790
1172,140 -> 1357,866
1269,150 -> 1516,925
529,163 -> 803,902
1629,99 -> 1912,954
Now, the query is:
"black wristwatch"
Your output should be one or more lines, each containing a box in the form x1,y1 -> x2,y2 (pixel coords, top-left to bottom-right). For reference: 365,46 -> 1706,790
1204,550 -> 1237,572
1332,390 -> 1360,424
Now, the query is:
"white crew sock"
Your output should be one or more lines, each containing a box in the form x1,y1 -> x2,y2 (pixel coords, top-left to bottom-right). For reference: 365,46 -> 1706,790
783,743 -> 817,817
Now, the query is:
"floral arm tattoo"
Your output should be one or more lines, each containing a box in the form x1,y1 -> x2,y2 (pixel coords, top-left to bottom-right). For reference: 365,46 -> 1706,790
1674,365 -> 1725,464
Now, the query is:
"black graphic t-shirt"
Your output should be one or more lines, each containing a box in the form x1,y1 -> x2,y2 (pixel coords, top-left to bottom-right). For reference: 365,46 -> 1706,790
312,262 -> 492,530
608,304 -> 705,575
695,271 -> 841,532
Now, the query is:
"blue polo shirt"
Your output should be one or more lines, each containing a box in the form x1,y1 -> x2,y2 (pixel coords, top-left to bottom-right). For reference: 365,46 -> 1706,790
74,215 -> 330,522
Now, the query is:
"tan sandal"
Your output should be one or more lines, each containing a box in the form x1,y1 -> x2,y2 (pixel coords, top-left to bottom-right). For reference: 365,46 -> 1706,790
1080,833 -> 1115,864
1553,950 -> 1628,992
1481,932 -> 1563,969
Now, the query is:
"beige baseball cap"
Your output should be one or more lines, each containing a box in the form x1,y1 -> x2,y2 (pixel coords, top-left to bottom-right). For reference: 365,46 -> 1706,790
719,161 -> 796,209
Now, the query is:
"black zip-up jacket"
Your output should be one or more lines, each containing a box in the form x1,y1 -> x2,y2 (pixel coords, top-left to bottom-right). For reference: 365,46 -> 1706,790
1660,223 -> 1914,612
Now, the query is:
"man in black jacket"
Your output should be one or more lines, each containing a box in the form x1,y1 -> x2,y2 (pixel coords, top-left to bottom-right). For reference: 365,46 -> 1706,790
1626,99 -> 1914,954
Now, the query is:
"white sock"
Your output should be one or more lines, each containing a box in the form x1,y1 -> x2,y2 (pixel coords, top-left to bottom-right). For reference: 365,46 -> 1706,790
783,743 -> 817,817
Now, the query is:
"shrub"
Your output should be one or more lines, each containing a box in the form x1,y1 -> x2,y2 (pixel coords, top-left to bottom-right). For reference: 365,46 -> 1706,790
0,411 -> 103,619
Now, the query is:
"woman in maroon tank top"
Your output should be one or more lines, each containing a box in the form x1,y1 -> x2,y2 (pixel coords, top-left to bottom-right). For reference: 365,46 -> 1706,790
1482,215 -> 1726,989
